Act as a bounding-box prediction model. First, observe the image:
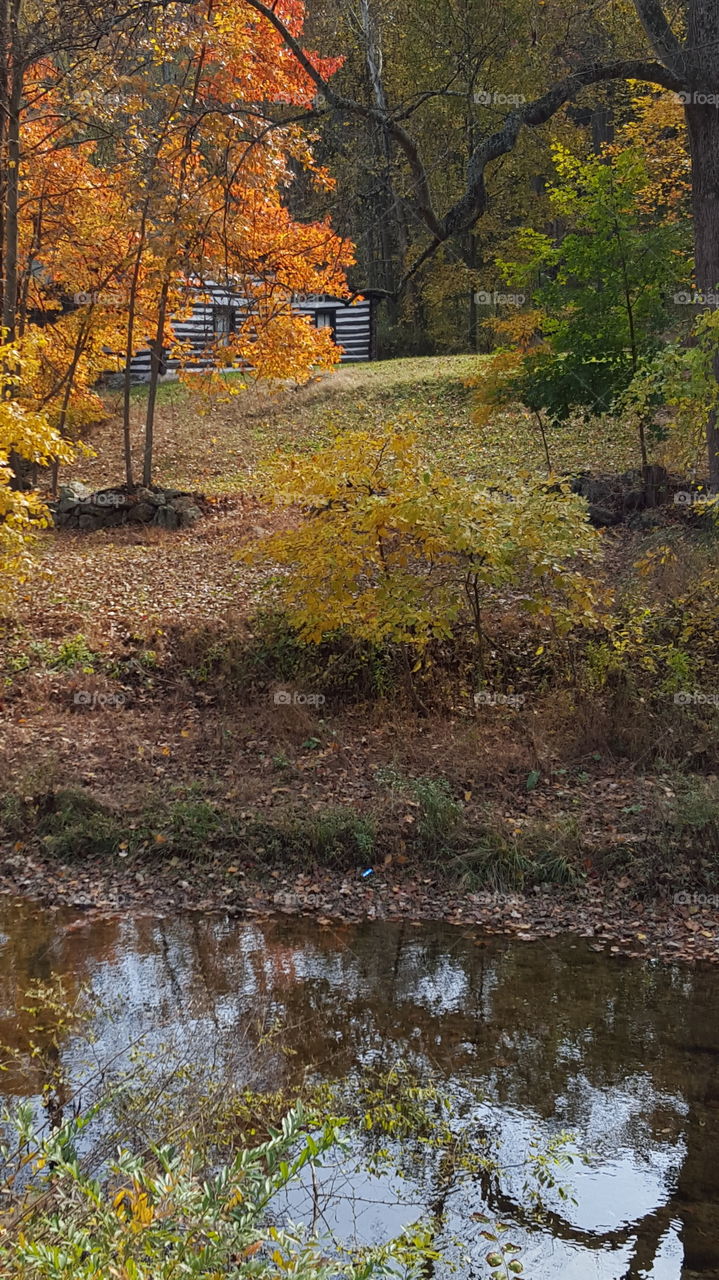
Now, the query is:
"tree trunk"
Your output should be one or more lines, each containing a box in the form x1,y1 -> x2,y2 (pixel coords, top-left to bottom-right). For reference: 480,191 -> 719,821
2,15 -> 23,487
358,0 -> 403,319
18,194 -> 43,337
684,0 -> 719,490
685,104 -> 719,488
51,311 -> 93,496
0,0 -> 8,325
143,276 -> 169,487
463,232 -> 479,352
121,289 -> 137,492
122,200 -> 153,492
1,12 -> 21,341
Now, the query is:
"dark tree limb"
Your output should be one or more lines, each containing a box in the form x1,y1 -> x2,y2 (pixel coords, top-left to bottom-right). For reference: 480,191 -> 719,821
633,0 -> 687,80
242,0 -> 684,279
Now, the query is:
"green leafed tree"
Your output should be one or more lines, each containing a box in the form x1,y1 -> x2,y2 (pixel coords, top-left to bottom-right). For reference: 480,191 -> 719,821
476,142 -> 689,467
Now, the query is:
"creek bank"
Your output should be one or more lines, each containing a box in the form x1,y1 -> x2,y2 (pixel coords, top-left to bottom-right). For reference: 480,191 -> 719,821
1,849 -> 717,965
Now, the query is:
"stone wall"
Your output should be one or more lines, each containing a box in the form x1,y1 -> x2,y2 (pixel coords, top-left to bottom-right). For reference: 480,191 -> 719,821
51,483 -> 205,531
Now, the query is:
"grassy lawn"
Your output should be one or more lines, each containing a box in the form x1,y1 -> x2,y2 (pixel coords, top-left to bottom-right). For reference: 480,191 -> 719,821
63,355 -> 644,500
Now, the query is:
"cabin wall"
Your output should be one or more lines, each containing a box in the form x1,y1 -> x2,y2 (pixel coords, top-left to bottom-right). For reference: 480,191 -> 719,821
129,289 -> 373,380
293,298 -> 373,364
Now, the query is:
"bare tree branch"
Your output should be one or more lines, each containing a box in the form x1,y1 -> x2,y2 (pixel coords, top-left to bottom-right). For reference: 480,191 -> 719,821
633,0 -> 686,78
243,0 -> 685,271
242,0 -> 444,237
442,58 -> 684,238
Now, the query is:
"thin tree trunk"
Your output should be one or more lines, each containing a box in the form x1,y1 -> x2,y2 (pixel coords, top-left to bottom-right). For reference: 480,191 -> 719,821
534,409 -> 553,474
1,13 -> 21,341
122,284 -> 138,491
610,196 -> 648,471
685,100 -> 719,489
0,0 -> 8,324
464,233 -> 479,352
122,202 -> 153,492
51,311 -> 94,496
18,191 -> 42,336
136,50 -> 204,487
358,0 -> 402,315
2,9 -> 22,487
143,276 -> 169,487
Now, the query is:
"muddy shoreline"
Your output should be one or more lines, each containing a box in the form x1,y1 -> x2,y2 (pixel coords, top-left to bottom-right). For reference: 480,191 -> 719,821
3,851 -> 718,965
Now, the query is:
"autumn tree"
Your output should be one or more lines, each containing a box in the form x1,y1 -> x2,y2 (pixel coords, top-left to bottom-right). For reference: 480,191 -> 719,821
0,0 -> 190,340
251,0 -> 719,483
61,0 -> 353,487
0,0 -> 356,601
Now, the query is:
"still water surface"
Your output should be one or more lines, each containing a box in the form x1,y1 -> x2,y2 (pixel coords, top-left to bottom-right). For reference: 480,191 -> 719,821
1,898 -> 718,1278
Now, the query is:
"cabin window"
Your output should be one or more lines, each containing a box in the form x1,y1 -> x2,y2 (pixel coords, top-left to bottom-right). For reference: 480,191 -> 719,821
314,309 -> 337,339
213,305 -> 237,338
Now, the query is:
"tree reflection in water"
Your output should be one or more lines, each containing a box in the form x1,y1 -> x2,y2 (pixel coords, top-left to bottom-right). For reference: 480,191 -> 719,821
0,900 -> 716,1277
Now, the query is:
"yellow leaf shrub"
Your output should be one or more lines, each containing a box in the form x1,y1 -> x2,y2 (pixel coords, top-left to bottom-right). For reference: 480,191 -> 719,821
0,335 -> 76,604
246,428 -> 606,650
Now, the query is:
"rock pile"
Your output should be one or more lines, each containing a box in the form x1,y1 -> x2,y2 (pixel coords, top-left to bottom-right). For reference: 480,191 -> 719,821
50,482 -> 205,531
570,465 -> 672,526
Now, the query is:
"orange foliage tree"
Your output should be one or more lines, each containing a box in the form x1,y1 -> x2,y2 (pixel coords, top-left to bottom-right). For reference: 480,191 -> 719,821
1,0 -> 354,518
80,0 -> 354,486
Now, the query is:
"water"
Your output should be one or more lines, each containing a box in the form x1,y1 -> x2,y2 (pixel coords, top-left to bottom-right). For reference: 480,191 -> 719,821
1,897 -> 718,1277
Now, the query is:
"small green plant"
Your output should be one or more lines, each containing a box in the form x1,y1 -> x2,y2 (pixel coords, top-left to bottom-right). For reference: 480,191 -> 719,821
411,776 -> 462,855
474,1217 -> 525,1278
456,817 -> 583,890
165,793 -> 226,855
665,778 -> 719,864
49,633 -> 98,672
378,769 -> 462,856
302,807 -> 376,864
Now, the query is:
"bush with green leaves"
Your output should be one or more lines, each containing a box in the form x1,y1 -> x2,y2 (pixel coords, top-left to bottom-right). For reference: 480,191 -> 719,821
477,143 -> 689,467
622,308 -> 719,483
0,1103 -> 437,1280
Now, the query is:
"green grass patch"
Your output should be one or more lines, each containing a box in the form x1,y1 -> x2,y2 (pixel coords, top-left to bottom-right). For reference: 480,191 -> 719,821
452,816 -> 585,891
92,356 -> 642,498
0,786 -> 376,873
